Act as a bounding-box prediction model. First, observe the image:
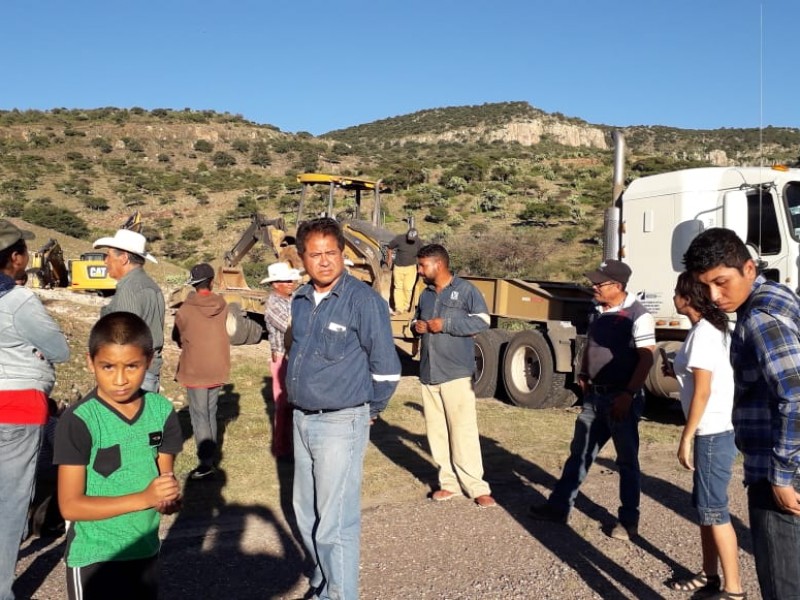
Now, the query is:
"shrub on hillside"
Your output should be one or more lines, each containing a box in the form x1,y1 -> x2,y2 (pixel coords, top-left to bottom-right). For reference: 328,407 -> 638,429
90,137 -> 114,154
0,198 -> 27,217
22,204 -> 89,239
80,196 -> 109,211
181,225 -> 204,241
212,151 -> 236,168
193,140 -> 214,153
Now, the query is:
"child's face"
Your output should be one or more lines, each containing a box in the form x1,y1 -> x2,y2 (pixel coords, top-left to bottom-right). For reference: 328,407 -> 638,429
87,343 -> 152,406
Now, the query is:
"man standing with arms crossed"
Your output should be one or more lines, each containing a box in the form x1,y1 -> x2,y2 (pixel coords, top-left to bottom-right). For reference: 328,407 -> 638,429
529,259 -> 655,540
0,220 -> 69,600
684,228 -> 800,600
386,227 -> 421,314
93,229 -> 165,393
414,243 -> 496,508
287,217 -> 400,600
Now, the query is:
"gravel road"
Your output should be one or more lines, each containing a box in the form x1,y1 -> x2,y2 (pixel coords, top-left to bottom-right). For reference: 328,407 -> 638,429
14,441 -> 762,600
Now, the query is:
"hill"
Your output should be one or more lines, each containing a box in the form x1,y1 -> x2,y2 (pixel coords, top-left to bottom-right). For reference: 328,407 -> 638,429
1,103 -> 798,283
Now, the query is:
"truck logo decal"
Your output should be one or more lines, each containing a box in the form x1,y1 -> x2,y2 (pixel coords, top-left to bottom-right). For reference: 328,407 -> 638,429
87,265 -> 108,279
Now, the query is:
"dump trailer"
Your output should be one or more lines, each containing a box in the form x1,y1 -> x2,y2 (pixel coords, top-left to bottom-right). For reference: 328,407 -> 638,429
446,132 -> 800,408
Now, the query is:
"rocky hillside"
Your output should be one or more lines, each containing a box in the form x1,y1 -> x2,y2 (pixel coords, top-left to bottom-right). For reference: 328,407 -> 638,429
1,103 -> 798,283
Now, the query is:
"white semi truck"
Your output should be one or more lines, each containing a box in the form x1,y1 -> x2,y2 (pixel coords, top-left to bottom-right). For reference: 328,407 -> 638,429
460,132 -> 800,408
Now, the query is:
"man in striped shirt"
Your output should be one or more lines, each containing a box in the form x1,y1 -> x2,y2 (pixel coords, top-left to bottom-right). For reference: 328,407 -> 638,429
685,227 -> 800,600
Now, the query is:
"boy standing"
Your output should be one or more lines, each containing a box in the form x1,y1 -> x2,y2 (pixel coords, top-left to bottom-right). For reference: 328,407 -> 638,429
54,312 -> 183,600
173,263 -> 230,479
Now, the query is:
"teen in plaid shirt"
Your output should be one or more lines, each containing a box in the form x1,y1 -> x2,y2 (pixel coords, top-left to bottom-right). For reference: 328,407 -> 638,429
685,227 -> 800,600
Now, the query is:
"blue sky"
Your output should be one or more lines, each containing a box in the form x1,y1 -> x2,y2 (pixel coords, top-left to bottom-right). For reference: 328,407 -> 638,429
1,1 -> 796,135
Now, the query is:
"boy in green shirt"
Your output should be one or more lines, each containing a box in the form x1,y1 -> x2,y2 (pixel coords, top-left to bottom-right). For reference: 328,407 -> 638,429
55,312 -> 183,600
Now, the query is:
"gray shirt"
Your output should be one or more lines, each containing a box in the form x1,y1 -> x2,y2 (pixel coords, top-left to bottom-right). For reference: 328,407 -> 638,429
101,267 -> 165,376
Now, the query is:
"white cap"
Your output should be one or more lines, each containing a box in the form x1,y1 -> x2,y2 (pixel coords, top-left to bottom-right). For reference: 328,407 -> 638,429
93,229 -> 157,264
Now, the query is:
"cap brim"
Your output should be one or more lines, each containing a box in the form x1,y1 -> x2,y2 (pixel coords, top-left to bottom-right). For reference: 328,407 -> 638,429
19,229 -> 34,240
585,270 -> 607,284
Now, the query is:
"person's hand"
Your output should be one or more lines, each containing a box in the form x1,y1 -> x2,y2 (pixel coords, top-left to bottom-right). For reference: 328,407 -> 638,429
156,496 -> 183,515
677,435 -> 694,470
610,392 -> 633,422
772,484 -> 800,516
577,376 -> 589,395
144,473 -> 180,507
661,361 -> 675,378
414,320 -> 429,334
427,318 -> 444,334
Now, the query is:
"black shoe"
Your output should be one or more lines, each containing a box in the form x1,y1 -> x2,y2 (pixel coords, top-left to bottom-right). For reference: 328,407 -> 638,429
528,503 -> 568,524
189,465 -> 215,480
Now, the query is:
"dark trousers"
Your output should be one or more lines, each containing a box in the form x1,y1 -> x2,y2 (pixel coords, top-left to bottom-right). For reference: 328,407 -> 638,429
747,480 -> 800,600
66,555 -> 158,600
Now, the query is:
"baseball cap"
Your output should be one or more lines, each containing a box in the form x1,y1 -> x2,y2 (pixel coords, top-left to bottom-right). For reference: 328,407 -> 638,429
585,259 -> 631,285
0,220 -> 34,253
187,263 -> 215,286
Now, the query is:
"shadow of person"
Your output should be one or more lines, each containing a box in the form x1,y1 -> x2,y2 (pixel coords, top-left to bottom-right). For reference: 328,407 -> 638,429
370,406 -> 438,492
162,466 -> 307,599
12,537 -> 66,599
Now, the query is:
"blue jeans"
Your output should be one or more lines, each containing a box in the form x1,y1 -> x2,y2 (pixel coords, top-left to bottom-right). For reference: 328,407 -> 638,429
747,479 -> 800,600
692,430 -> 736,525
0,424 -> 42,600
187,386 -> 220,467
292,404 -> 370,600
548,391 -> 643,527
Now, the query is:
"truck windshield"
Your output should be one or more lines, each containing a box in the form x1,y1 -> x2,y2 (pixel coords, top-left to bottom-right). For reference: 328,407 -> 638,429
784,182 -> 800,242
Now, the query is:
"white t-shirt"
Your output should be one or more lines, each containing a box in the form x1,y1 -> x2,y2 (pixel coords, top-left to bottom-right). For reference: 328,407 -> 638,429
673,319 -> 734,436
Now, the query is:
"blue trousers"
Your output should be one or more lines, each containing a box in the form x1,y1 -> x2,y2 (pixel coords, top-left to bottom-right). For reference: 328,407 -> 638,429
292,405 -> 370,600
548,392 -> 643,527
0,424 -> 41,600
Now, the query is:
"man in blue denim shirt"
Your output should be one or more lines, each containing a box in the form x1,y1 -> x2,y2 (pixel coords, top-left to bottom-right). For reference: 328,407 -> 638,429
287,218 -> 400,600
414,244 -> 496,508
685,228 -> 800,600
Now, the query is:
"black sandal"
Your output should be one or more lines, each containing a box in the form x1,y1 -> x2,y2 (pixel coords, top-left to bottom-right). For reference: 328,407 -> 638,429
667,572 -> 721,594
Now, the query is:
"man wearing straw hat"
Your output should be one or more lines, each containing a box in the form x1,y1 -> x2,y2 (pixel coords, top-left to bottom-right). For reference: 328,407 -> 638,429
94,229 -> 165,393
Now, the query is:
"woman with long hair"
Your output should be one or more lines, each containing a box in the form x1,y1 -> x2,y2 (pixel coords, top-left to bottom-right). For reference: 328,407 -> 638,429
666,271 -> 744,599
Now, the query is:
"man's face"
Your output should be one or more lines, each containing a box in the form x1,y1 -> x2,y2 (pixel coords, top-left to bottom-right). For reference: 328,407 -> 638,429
103,248 -> 127,280
590,280 -> 622,305
300,233 -> 344,293
417,256 -> 441,285
10,243 -> 29,280
696,260 -> 756,313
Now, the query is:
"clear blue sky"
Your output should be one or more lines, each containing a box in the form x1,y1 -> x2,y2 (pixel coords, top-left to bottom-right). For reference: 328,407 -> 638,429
1,0 -> 797,135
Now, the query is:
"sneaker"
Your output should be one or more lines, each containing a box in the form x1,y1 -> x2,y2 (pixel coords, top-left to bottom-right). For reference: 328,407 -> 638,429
609,522 -> 638,540
528,503 -> 568,524
189,465 -> 215,480
431,489 -> 458,502
474,494 -> 497,508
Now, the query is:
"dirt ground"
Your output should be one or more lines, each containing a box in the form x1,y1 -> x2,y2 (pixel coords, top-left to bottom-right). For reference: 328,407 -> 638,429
11,289 -> 765,599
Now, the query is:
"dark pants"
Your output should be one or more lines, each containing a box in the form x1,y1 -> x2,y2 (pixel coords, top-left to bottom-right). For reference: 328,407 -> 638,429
747,479 -> 800,600
66,555 -> 158,600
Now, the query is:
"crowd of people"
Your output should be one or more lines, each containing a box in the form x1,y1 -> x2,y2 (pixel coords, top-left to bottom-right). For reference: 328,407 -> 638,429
1,216 -> 798,600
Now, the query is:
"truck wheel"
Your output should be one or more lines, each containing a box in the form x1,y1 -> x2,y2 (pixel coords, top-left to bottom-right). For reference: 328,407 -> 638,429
473,330 -> 513,399
244,319 -> 264,345
502,330 -> 569,409
226,303 -> 251,346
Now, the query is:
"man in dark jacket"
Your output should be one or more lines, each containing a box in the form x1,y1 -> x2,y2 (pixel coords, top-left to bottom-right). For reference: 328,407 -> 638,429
173,263 -> 230,480
414,243 -> 495,508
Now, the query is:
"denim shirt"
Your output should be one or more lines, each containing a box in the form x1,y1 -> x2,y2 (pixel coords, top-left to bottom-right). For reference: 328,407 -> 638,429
287,272 -> 401,417
414,275 -> 490,385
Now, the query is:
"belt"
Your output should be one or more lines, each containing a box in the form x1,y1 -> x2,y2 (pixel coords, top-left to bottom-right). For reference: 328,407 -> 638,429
292,402 -> 367,415
589,384 -> 628,395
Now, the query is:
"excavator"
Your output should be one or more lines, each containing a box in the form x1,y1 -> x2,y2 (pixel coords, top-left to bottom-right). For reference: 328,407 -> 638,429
26,212 -> 142,294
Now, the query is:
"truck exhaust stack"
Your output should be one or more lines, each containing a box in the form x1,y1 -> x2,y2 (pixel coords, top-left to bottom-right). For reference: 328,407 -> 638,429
603,131 -> 625,262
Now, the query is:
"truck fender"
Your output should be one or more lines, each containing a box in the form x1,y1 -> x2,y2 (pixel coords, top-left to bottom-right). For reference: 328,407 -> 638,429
545,320 -> 578,373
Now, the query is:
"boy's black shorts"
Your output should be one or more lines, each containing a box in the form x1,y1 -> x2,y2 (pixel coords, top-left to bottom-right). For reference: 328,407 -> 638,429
66,555 -> 158,600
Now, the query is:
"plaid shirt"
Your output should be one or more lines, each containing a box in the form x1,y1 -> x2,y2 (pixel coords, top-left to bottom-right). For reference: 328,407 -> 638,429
264,292 -> 292,355
731,275 -> 800,486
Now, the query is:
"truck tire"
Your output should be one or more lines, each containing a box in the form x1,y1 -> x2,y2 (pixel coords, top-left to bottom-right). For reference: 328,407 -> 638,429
502,330 -> 573,409
226,303 -> 252,346
473,329 -> 512,399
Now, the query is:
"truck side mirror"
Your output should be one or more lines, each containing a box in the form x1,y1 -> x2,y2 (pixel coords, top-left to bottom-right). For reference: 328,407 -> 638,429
723,190 -> 748,241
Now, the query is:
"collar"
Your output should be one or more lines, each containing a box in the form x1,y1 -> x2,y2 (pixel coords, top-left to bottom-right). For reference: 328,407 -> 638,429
737,274 -> 767,318
298,271 -> 349,300
595,291 -> 635,314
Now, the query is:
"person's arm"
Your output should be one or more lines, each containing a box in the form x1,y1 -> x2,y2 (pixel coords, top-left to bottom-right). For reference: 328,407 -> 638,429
155,453 -> 181,514
58,464 -> 180,521
359,294 -> 401,417
677,368 -> 712,470
611,309 -> 655,421
13,293 -> 69,363
750,310 -> 800,514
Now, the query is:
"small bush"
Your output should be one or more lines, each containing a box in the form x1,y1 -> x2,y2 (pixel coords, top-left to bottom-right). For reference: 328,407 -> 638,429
193,139 -> 214,153
181,225 -> 204,241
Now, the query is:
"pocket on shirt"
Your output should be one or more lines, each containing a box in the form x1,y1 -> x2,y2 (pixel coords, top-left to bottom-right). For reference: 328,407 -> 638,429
93,444 -> 121,478
321,327 -> 348,361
